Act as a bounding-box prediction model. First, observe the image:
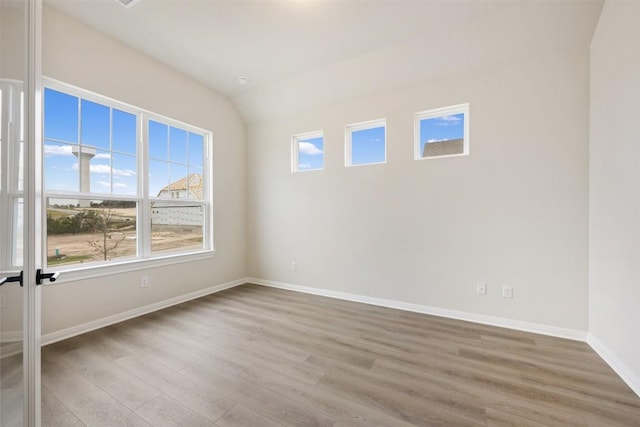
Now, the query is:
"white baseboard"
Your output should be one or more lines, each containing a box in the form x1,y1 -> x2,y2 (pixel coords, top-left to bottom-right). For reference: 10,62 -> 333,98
0,331 -> 23,359
42,277 -> 248,346
588,334 -> 640,398
247,277 -> 588,342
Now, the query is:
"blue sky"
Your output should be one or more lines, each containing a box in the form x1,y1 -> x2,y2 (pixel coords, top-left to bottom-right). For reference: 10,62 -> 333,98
351,126 -> 385,165
297,136 -> 323,171
419,113 -> 465,156
43,88 -> 204,198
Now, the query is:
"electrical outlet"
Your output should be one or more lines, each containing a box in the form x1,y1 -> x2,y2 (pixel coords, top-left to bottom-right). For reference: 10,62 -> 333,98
291,261 -> 297,271
141,276 -> 149,288
477,282 -> 487,295
502,285 -> 513,298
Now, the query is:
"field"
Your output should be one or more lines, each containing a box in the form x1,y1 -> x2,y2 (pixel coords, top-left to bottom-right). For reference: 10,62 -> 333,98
46,206 -> 202,266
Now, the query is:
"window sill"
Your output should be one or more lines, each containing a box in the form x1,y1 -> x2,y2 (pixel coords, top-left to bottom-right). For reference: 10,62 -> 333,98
44,249 -> 215,285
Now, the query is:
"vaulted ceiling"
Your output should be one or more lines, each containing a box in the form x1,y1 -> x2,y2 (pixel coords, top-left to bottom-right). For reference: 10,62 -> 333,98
45,0 -> 603,123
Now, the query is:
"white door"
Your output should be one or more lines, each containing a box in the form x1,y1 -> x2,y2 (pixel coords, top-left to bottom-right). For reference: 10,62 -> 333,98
1,1 -> 43,426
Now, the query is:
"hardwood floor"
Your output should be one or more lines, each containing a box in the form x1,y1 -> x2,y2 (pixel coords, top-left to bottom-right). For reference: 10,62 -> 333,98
37,284 -> 640,426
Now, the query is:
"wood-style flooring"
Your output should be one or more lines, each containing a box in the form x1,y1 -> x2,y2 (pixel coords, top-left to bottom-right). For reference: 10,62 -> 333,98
34,284 -> 640,426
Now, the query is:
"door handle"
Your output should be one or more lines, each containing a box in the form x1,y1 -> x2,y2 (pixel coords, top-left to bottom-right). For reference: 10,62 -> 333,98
36,269 -> 60,285
0,271 -> 23,287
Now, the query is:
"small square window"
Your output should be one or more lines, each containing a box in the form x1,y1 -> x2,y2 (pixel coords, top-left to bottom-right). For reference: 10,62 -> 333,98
415,103 -> 469,160
345,119 -> 386,167
292,131 -> 324,172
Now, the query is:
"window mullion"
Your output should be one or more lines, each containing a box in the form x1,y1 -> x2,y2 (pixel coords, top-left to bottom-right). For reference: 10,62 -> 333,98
140,113 -> 151,258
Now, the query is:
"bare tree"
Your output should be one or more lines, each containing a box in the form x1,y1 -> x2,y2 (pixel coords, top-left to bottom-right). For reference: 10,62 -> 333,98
89,205 -> 127,261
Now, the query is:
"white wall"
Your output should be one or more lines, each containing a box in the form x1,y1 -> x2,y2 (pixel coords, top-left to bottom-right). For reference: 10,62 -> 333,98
589,0 -> 640,395
41,7 -> 247,335
248,49 -> 590,334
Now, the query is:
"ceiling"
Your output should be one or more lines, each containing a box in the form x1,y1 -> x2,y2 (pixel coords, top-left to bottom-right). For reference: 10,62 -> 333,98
45,0 -> 603,123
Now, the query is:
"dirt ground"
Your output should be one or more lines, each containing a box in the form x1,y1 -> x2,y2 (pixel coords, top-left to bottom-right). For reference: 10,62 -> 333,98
47,226 -> 203,266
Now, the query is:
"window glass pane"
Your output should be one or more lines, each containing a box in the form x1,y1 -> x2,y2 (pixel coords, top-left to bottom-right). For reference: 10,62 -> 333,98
169,126 -> 188,164
44,141 -> 79,192
351,126 -> 385,165
419,112 -> 465,158
149,120 -> 168,161
188,133 -> 204,168
169,164 -> 188,199
46,198 -> 137,267
13,198 -> 23,266
0,88 -> 3,191
150,203 -> 203,253
111,153 -> 137,196
112,109 -> 136,154
298,135 -> 323,171
188,168 -> 204,200
81,99 -> 110,150
17,140 -> 24,192
148,160 -> 169,198
89,149 -> 111,193
44,88 -> 78,143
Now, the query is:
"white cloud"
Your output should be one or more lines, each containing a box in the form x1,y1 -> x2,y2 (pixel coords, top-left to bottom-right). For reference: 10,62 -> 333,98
298,163 -> 312,169
45,145 -> 111,160
44,144 -> 73,156
97,181 -> 128,189
427,138 -> 449,143
84,163 -> 136,177
89,164 -> 111,175
112,167 -> 136,177
435,115 -> 462,126
299,141 -> 323,156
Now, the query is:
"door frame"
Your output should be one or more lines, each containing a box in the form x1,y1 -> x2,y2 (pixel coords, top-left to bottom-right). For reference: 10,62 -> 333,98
23,0 -> 42,425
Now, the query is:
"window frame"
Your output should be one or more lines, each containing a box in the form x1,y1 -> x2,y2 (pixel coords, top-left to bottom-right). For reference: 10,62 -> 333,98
291,130 -> 324,173
41,78 -> 214,280
344,118 -> 387,167
414,103 -> 470,161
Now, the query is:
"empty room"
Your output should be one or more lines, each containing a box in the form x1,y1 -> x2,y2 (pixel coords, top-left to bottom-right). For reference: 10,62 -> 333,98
1,0 -> 640,425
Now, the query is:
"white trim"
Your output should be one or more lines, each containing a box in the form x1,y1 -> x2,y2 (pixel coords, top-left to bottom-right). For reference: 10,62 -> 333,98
345,118 -> 387,167
45,249 -> 215,284
587,334 -> 640,398
0,330 -> 22,343
414,103 -> 469,160
41,277 -> 247,346
248,277 -> 588,342
0,330 -> 23,359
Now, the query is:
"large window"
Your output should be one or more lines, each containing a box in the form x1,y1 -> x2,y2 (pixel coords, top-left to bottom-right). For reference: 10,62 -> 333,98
43,80 -> 212,269
414,103 -> 469,160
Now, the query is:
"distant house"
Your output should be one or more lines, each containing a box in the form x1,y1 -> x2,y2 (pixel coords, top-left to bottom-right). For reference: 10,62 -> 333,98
151,174 -> 204,226
155,173 -> 204,200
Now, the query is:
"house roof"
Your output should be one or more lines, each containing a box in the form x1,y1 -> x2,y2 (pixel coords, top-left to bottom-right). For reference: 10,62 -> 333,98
159,173 -> 203,199
422,139 -> 464,158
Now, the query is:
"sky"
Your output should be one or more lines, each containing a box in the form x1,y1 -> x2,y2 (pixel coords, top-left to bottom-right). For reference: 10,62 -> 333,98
419,113 -> 465,156
351,126 -> 385,165
297,135 -> 324,171
43,88 -> 204,199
